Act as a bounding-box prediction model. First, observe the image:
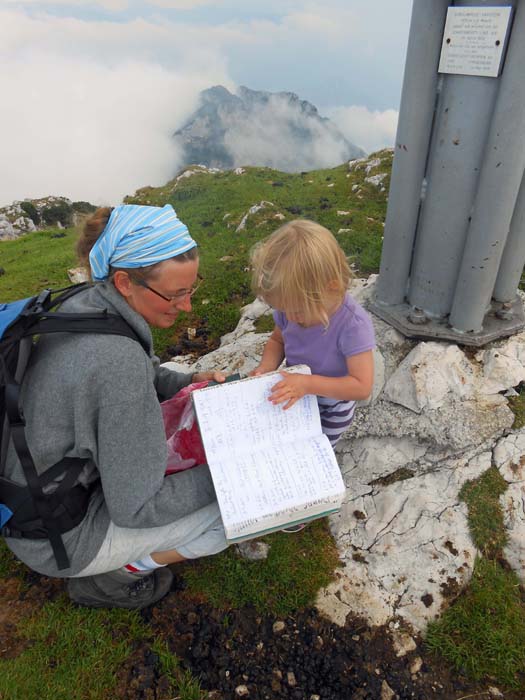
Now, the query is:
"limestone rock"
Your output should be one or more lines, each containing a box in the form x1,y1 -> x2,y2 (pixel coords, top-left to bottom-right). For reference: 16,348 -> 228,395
383,342 -> 478,413
67,267 -> 90,284
220,298 -> 272,347
476,333 -> 525,393
237,540 -> 270,561
236,201 -> 274,232
0,216 -> 16,240
365,173 -> 388,187
316,451 -> 490,631
190,332 -> 271,377
494,431 -> 525,582
162,274 -> 525,630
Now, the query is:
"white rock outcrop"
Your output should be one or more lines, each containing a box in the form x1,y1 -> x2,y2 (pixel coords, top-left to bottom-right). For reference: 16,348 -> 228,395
167,275 -> 525,632
494,433 -> 525,581
236,202 -> 275,232
365,173 -> 388,187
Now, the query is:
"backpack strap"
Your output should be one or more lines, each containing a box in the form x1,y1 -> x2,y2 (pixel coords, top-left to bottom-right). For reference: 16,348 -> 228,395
7,409 -> 72,569
0,458 -> 93,537
1,290 -> 149,569
26,312 -> 149,353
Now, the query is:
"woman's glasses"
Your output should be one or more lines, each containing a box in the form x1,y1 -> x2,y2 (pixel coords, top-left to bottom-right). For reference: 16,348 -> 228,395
134,275 -> 203,303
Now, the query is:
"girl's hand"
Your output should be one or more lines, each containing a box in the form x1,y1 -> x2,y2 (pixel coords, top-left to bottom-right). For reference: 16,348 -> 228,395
192,370 -> 226,384
269,371 -> 310,410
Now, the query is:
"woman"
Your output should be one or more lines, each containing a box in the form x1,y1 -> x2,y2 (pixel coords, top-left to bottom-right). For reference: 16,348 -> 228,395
3,204 -> 229,609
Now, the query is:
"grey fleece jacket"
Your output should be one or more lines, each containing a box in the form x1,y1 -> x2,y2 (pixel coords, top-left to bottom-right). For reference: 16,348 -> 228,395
4,282 -> 217,577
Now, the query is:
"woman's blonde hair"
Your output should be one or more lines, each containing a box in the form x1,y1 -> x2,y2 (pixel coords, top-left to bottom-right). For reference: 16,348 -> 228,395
251,219 -> 352,327
76,206 -> 198,282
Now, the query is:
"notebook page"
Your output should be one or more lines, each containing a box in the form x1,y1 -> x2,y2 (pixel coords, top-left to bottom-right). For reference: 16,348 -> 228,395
207,434 -> 345,539
192,366 -> 322,463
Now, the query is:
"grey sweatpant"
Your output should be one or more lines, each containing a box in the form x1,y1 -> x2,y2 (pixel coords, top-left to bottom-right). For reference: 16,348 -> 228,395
73,502 -> 228,577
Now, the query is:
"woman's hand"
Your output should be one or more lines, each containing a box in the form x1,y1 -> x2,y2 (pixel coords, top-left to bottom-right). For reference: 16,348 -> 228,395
192,370 -> 226,384
269,371 -> 311,410
249,365 -> 273,377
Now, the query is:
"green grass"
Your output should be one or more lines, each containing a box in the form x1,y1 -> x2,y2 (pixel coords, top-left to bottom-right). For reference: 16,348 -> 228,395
253,313 -> 275,333
426,557 -> 525,688
0,228 -> 78,300
425,466 -> 525,691
507,382 -> 525,429
182,520 -> 341,616
459,466 -> 508,559
0,597 -> 145,700
0,153 -> 391,360
153,639 -> 205,700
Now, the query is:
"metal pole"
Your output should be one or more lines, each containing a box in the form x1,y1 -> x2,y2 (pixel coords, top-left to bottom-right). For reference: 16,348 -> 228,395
493,168 -> 525,302
375,0 -> 450,306
407,69 -> 499,318
450,0 -> 525,332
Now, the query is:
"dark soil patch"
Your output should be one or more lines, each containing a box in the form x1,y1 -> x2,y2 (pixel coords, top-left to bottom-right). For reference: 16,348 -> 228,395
1,568 -> 522,699
163,318 -> 220,362
135,571 -> 520,700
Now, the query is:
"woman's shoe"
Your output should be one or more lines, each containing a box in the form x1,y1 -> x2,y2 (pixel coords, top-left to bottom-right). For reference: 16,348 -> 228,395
67,567 -> 173,609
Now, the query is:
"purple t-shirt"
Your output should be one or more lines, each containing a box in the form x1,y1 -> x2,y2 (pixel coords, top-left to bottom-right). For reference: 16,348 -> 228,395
273,293 -> 375,377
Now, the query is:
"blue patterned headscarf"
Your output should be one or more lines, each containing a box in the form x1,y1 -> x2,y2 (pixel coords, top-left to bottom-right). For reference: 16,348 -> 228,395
89,204 -> 197,282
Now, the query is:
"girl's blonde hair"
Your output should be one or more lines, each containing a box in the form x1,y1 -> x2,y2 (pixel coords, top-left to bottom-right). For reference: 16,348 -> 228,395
251,219 -> 352,327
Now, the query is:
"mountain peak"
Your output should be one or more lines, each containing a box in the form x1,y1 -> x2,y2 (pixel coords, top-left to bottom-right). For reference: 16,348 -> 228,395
175,85 -> 364,172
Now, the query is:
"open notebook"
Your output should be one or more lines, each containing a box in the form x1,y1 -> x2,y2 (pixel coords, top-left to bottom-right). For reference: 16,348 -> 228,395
192,365 -> 346,541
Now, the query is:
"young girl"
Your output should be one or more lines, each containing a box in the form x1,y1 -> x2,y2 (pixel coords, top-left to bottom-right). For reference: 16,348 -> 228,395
251,219 -> 375,448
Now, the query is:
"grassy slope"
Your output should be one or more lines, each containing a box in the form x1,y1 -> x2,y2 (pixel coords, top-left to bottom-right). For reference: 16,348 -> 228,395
0,152 -> 391,359
2,149 -> 525,695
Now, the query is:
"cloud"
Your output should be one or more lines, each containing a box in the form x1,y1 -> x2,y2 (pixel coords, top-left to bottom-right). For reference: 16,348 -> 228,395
0,53 -> 227,206
327,105 -> 398,154
0,3 -> 407,205
221,94 -> 360,172
0,9 -> 230,206
2,0 -> 130,10
148,0 -> 217,8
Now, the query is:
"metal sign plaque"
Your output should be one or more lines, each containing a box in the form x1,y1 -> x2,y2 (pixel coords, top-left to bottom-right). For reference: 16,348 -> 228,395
438,6 -> 512,77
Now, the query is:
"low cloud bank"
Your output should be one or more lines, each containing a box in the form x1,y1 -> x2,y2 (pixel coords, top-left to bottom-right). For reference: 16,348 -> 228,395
0,55 -> 220,207
221,93 -> 362,172
328,105 -> 398,154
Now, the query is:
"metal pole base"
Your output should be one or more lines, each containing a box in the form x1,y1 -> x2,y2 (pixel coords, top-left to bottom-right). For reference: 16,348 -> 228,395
370,295 -> 525,347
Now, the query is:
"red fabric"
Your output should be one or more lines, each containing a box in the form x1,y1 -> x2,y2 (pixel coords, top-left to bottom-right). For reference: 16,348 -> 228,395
160,381 -> 208,474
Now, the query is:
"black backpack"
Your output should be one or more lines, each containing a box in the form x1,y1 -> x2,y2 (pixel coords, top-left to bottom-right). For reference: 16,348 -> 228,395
0,283 -> 147,570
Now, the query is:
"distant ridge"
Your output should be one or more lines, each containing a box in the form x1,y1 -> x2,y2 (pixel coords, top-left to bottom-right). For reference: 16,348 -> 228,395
174,85 -> 365,173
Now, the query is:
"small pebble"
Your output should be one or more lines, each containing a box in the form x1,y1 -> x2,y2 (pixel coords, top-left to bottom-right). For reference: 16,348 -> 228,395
380,679 -> 396,700
272,621 -> 286,634
237,541 -> 270,561
235,684 -> 249,697
488,687 -> 504,698
287,671 -> 297,687
409,656 -> 423,675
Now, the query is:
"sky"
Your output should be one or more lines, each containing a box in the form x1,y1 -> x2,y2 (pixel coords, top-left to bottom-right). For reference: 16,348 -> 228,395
0,0 -> 413,207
